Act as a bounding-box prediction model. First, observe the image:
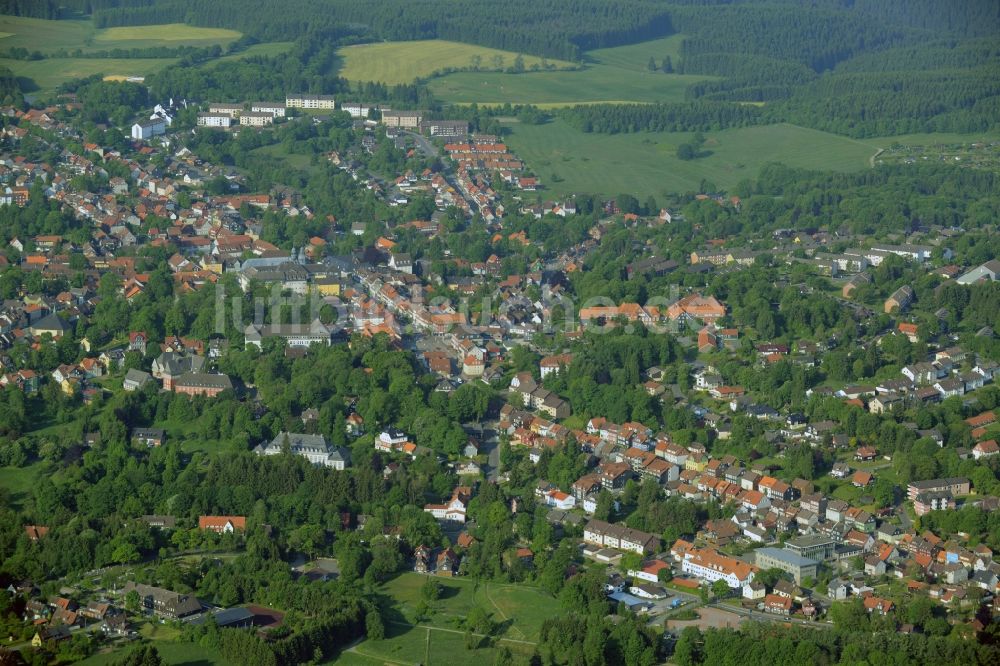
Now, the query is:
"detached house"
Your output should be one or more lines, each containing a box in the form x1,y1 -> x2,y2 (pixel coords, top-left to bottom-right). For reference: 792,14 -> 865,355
198,516 -> 246,533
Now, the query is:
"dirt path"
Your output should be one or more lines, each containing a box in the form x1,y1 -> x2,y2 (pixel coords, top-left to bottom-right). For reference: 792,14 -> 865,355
483,582 -> 527,639
870,147 -> 884,167
386,619 -> 537,646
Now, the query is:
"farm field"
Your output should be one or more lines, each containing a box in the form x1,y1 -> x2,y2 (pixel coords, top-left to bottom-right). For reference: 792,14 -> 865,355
0,56 -> 176,92
0,16 -> 92,53
0,17 -> 258,91
93,23 -> 241,49
337,39 -> 576,85
502,119 -> 882,197
428,34 -> 712,106
0,17 -> 242,53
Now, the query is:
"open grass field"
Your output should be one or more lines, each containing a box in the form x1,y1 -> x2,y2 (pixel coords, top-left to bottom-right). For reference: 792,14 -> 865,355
428,34 -> 712,106
93,23 -> 241,49
0,56 -> 176,92
337,39 -> 576,85
0,462 -> 43,507
0,17 -> 259,92
0,17 -> 242,53
502,119 -> 882,197
329,620 -> 536,665
0,16 -> 92,53
208,41 -> 295,65
376,572 -> 558,642
78,641 -> 232,666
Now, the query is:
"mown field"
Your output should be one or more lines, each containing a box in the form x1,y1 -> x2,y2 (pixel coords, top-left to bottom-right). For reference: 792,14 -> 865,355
502,119 -> 882,197
326,573 -> 555,664
428,35 -> 712,106
93,23 -> 242,49
337,39 -> 576,85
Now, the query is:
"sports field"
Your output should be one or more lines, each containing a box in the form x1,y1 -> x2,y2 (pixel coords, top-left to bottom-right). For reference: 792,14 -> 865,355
428,34 -> 712,106
503,119 -> 879,197
337,39 -> 576,85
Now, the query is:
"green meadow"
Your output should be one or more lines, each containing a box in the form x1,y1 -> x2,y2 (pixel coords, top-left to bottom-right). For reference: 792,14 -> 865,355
502,119 -> 880,197
428,35 -> 712,105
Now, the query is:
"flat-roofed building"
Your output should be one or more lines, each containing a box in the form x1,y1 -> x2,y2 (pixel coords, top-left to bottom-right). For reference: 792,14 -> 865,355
286,94 -> 336,109
239,112 -> 274,127
785,534 -> 837,561
197,112 -> 232,128
207,103 -> 243,117
753,547 -> 819,584
251,102 -> 286,117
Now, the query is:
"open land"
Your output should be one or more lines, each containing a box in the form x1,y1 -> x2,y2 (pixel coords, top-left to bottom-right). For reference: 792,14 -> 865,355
427,35 -> 713,106
337,39 -> 576,85
502,119 -> 879,197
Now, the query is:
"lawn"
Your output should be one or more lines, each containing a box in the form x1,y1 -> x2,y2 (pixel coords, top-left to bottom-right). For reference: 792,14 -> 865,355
0,462 -> 43,507
337,39 -> 576,85
0,56 -> 176,92
502,119 -> 878,197
377,573 -> 558,642
427,34 -> 712,106
249,142 -> 317,174
78,641 -> 232,666
328,619 -> 536,665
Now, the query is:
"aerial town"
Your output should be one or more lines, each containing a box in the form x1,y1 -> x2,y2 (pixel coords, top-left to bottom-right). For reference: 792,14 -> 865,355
0,2 -> 998,666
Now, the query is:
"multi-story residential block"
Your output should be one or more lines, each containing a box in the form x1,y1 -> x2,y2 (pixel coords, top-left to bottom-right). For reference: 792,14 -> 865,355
583,519 -> 660,554
285,94 -> 336,109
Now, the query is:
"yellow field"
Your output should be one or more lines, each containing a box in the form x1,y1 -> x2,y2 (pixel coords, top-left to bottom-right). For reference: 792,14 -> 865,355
94,23 -> 242,47
337,39 -> 576,85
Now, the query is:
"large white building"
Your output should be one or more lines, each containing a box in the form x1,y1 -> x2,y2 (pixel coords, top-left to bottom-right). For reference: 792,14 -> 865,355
131,118 -> 167,140
286,94 -> 336,109
680,547 -> 756,588
340,102 -> 372,119
244,320 -> 335,349
197,113 -> 232,128
255,432 -> 350,470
